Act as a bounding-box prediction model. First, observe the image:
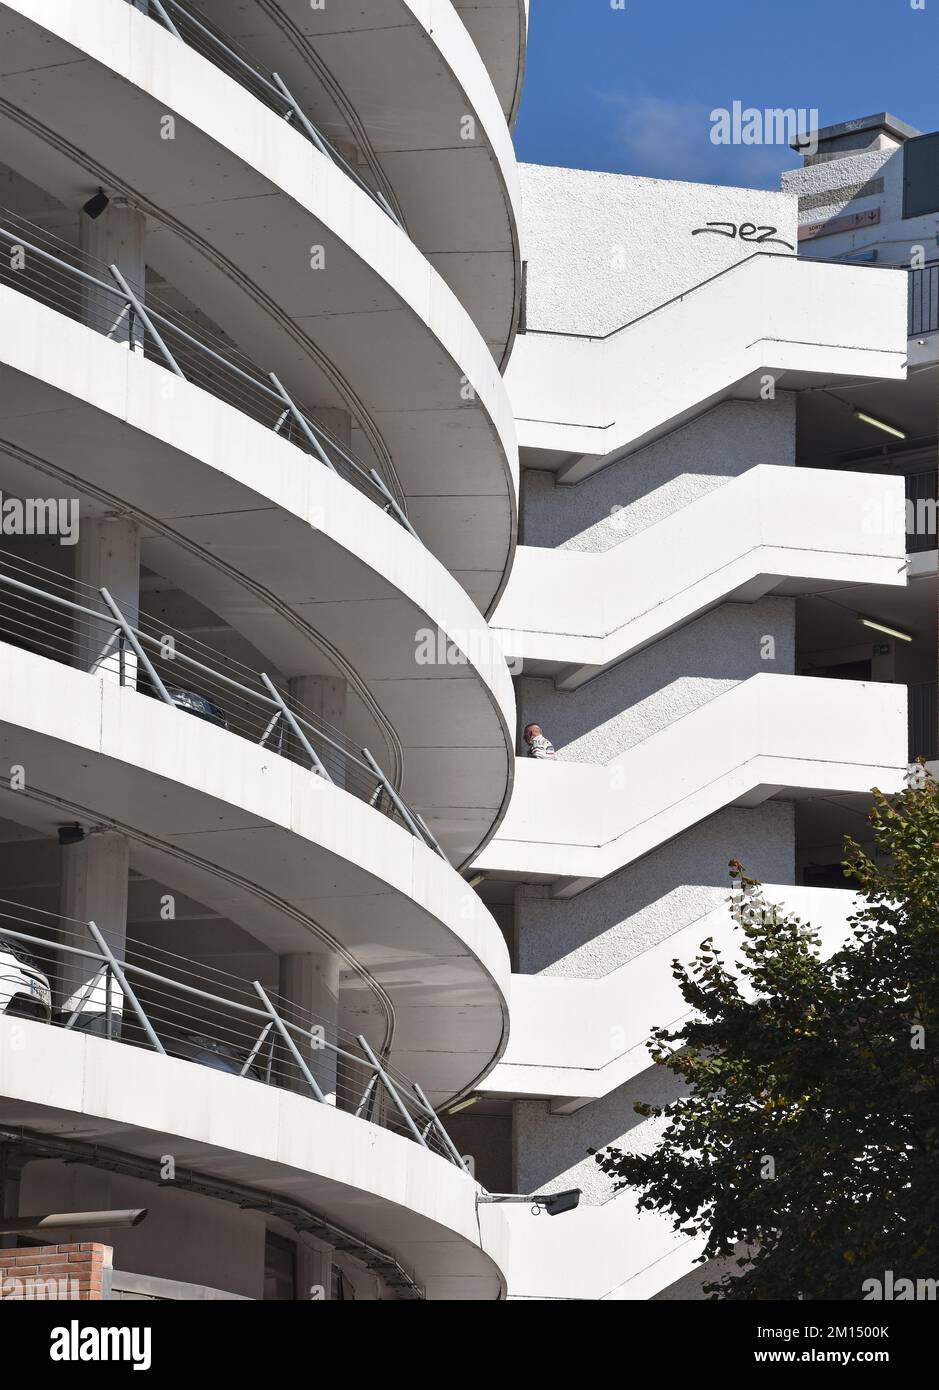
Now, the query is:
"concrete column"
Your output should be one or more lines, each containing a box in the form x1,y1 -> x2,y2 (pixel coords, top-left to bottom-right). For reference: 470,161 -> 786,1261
73,515 -> 141,686
297,1243 -> 333,1301
287,676 -> 348,786
80,196 -> 146,348
58,827 -> 130,1037
278,949 -> 341,1104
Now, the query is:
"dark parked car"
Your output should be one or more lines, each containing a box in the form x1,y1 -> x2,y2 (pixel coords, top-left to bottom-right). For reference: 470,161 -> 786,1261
163,684 -> 227,727
164,1031 -> 262,1080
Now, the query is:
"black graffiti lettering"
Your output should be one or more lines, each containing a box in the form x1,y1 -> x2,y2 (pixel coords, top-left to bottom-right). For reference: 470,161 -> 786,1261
691,220 -> 795,251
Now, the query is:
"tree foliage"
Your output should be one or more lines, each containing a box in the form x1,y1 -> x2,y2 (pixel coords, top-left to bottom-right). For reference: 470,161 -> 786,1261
593,769 -> 939,1299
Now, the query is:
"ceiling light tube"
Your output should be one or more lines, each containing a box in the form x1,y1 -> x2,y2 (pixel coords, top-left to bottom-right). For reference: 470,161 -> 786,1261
447,1096 -> 479,1116
853,409 -> 907,440
858,615 -> 913,642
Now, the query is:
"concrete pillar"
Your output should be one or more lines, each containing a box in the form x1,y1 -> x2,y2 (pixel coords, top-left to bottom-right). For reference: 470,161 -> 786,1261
297,1243 -> 333,1301
80,196 -> 146,348
278,949 -> 340,1104
73,515 -> 141,686
287,676 -> 348,786
57,827 -> 130,1037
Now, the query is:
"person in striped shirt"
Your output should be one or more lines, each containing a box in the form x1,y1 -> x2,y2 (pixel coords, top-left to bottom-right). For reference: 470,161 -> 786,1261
523,723 -> 557,760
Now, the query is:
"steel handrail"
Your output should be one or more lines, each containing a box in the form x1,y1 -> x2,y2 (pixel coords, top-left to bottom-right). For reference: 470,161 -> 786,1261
0,910 -> 466,1168
0,556 -> 445,858
133,0 -> 402,227
0,219 -> 413,533
0,216 -> 416,537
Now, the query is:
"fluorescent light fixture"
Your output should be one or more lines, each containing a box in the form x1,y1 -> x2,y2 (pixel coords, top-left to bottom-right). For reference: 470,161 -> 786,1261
447,1095 -> 479,1115
852,409 -> 907,440
858,615 -> 913,642
0,1208 -> 147,1235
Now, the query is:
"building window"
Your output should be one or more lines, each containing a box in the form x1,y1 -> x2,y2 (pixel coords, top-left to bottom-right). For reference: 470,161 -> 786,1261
903,131 -> 939,220
263,1232 -> 297,1301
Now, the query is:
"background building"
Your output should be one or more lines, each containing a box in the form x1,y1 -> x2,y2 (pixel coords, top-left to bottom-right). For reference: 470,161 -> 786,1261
461,137 -> 924,1297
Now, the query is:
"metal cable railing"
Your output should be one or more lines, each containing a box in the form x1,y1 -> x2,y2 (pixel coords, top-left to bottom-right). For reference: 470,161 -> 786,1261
0,208 -> 417,539
0,895 -> 466,1168
128,0 -> 402,228
0,549 -> 446,858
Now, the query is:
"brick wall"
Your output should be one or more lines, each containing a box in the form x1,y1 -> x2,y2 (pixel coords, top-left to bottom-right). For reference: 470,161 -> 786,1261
0,1242 -> 112,1300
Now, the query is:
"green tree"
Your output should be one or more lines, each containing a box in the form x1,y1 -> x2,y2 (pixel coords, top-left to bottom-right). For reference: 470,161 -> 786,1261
593,768 -> 939,1299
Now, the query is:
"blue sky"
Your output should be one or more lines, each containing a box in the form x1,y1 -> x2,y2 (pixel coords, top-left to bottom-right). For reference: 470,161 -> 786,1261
514,0 -> 939,187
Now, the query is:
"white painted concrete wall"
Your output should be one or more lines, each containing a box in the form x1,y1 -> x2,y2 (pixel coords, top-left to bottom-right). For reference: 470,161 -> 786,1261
521,397 -> 796,553
497,466 -> 907,676
478,674 -> 908,888
508,254 -> 908,464
490,884 -> 861,1102
519,164 -> 797,336
511,803 -> 795,978
0,1019 -> 510,1300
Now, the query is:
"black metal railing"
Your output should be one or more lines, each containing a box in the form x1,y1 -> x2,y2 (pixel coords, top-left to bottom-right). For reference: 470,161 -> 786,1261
908,681 -> 937,762
905,469 -> 938,553
909,262 -> 939,337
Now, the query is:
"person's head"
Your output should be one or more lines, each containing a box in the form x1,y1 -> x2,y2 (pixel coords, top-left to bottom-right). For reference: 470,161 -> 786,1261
523,723 -> 542,745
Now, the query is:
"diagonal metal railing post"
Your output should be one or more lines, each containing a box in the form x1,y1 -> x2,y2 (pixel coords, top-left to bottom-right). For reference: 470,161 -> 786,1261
356,1036 -> 427,1148
240,1021 -> 273,1077
412,1082 -> 471,1172
361,749 -> 429,846
104,965 -> 114,1042
354,1072 -> 380,1120
259,675 -> 332,781
268,374 -> 337,473
99,589 -> 175,707
413,811 -> 447,861
63,966 -> 109,1031
368,468 -> 420,540
269,72 -> 401,226
253,982 -> 326,1102
146,0 -> 182,39
258,708 -> 282,749
108,265 -> 185,377
85,919 -> 166,1056
268,72 -> 331,157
